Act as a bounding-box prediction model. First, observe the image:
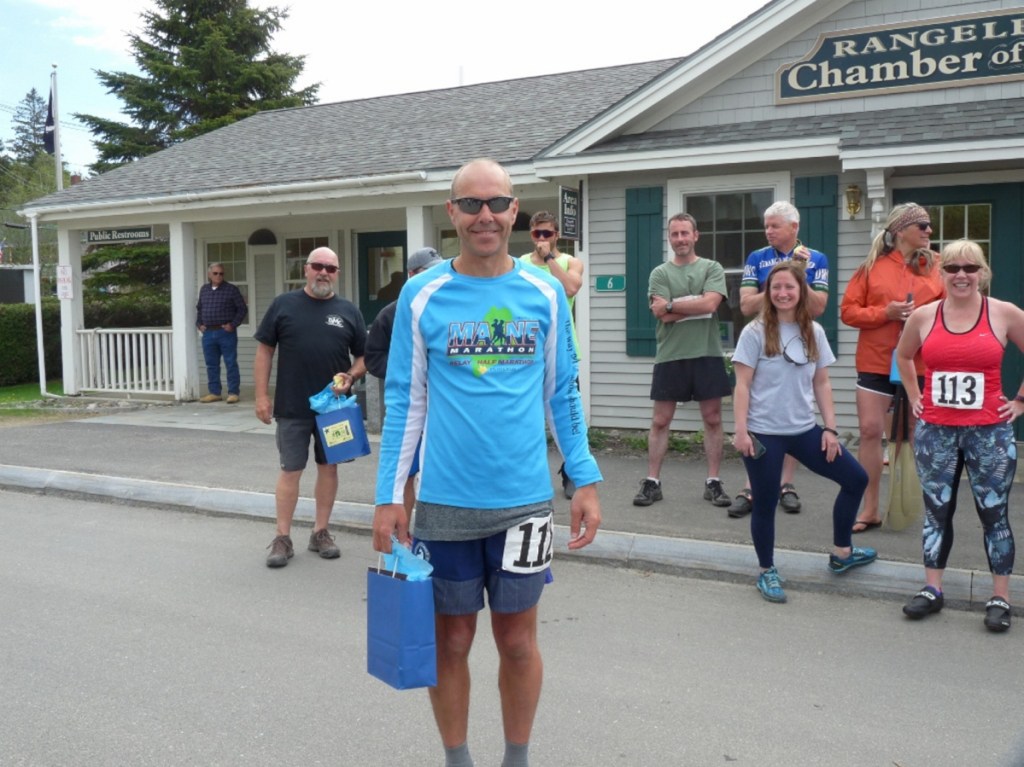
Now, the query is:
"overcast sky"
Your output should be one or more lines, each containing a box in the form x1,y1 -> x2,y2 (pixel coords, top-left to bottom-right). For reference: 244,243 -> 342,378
1,0 -> 769,176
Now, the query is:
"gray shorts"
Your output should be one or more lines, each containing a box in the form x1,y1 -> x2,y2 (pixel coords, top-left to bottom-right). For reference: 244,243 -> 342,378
275,416 -> 326,471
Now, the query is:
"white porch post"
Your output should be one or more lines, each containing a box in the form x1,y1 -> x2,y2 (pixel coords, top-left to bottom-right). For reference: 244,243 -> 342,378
575,181 -> 592,418
169,221 -> 199,401
405,205 -> 432,252
58,226 -> 84,395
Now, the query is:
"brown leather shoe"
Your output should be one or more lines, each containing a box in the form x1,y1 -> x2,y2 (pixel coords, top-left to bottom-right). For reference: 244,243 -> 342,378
266,534 -> 294,568
308,528 -> 340,559
225,394 -> 240,404
199,394 -> 222,403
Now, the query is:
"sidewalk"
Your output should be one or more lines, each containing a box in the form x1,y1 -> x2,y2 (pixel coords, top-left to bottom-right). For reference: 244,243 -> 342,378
1,399 -> 1017,609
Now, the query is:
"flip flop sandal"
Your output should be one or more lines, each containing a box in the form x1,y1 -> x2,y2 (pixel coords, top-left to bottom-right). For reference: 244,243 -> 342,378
984,597 -> 1012,632
778,483 -> 801,514
852,519 -> 883,534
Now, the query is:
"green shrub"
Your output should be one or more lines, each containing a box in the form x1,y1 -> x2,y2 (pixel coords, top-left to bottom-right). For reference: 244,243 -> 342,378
0,300 -> 62,386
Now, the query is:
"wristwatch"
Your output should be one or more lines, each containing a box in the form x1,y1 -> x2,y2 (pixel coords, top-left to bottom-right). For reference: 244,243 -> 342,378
666,299 -> 674,314
1015,394 -> 1024,404
543,254 -> 555,263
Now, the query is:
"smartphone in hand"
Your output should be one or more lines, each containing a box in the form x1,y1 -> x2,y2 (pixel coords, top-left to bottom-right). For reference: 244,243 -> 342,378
750,435 -> 767,459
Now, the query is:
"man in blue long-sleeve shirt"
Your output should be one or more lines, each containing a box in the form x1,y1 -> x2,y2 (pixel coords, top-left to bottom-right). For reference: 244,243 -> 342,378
373,159 -> 603,767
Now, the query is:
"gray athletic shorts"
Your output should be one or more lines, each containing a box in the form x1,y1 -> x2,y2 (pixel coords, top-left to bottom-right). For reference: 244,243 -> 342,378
275,416 -> 326,471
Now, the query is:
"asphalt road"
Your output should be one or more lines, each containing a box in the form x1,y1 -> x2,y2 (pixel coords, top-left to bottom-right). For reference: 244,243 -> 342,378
3,488 -> 1023,767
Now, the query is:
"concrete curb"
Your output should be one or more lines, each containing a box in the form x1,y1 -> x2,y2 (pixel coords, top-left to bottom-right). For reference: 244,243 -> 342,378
2,463 -> 1016,610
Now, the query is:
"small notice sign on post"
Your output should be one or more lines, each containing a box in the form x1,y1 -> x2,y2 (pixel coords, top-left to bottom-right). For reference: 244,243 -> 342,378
559,185 -> 580,242
56,264 -> 73,300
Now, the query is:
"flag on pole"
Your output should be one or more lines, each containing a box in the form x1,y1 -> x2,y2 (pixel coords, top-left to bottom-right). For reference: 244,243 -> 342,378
43,86 -> 56,155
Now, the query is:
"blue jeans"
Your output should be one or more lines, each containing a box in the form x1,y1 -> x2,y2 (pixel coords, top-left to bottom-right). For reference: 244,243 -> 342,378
741,426 -> 868,569
201,328 -> 239,395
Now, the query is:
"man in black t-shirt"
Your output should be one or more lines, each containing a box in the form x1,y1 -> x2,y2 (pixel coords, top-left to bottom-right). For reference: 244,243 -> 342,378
254,247 -> 367,568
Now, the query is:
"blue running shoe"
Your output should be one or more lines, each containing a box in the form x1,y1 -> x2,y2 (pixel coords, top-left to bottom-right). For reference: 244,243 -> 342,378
829,546 -> 877,573
757,567 -> 787,603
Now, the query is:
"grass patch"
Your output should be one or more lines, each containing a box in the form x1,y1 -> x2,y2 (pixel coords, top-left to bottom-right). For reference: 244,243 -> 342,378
0,380 -> 64,405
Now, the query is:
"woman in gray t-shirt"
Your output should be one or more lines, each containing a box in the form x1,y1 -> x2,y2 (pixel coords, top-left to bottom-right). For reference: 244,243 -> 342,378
731,262 -> 874,604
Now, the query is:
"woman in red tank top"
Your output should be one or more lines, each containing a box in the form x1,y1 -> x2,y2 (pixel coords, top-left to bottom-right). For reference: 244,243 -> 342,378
895,240 -> 1024,632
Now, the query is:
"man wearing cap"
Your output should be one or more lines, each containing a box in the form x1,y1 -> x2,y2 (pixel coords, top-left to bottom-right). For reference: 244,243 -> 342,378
519,212 -> 584,499
195,262 -> 248,404
366,247 -> 445,381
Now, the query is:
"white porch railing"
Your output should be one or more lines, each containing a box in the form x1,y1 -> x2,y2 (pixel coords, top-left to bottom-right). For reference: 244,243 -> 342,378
76,327 -> 174,395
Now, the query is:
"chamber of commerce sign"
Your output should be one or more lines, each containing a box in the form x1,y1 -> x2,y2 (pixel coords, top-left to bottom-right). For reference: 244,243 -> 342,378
776,8 -> 1024,103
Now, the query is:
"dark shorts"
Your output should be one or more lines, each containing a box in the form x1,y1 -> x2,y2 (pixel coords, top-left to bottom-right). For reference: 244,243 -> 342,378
275,416 -> 327,471
856,371 -> 924,396
650,356 -> 731,403
416,518 -> 552,615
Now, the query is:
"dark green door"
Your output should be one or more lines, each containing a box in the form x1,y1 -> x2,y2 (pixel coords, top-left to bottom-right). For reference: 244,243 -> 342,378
358,231 -> 407,326
895,184 -> 1024,437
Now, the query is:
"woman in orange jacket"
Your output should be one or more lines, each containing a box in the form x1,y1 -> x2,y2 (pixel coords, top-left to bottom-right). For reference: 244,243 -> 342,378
840,203 -> 945,531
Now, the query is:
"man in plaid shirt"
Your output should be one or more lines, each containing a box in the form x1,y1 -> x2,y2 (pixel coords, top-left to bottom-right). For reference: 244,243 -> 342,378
195,262 -> 248,403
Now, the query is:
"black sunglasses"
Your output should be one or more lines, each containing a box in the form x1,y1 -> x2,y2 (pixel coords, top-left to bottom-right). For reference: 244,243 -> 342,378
210,271 -> 224,275
307,262 -> 339,274
942,263 -> 982,274
782,336 -> 809,366
451,196 -> 514,214
913,222 -> 931,231
531,229 -> 557,239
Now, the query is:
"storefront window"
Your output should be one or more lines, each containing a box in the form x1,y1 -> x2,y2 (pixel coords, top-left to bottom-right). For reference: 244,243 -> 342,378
284,236 -> 329,289
926,204 -> 992,258
205,241 -> 249,310
686,189 -> 773,348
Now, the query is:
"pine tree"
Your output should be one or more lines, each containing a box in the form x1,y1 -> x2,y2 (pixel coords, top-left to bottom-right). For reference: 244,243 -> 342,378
10,89 -> 49,162
75,0 -> 319,173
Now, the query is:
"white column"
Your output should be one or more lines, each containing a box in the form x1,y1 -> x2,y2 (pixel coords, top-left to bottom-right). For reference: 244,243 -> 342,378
58,226 -> 84,395
169,221 -> 199,401
405,205 -> 432,252
865,167 -> 893,239
575,179 -> 592,416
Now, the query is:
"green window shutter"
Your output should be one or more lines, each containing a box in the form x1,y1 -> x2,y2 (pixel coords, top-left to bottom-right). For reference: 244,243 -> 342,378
626,187 -> 664,357
794,176 -> 838,348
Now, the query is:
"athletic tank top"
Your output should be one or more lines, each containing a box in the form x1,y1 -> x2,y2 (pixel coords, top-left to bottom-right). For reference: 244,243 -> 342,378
920,298 -> 1004,426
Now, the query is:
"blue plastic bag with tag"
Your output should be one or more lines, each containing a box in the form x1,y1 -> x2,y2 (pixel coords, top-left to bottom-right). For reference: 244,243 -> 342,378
308,383 -> 354,415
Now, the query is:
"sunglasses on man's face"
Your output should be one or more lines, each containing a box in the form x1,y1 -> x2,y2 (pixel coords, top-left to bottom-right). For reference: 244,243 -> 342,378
531,229 -> 557,239
451,196 -> 515,214
942,263 -> 982,274
210,271 -> 224,275
307,262 -> 339,274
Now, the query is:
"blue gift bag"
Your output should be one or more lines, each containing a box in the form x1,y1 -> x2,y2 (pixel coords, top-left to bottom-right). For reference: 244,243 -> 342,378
366,561 -> 437,690
314,400 -> 371,464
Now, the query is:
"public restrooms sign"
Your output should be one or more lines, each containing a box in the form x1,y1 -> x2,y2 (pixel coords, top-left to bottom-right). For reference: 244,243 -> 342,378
777,8 -> 1024,103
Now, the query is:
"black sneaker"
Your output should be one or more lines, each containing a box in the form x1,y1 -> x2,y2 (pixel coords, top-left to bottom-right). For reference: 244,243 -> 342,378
984,597 -> 1011,632
703,478 -> 731,507
727,489 -> 753,518
778,483 -> 802,513
633,478 -> 663,506
903,586 -> 943,619
266,534 -> 294,568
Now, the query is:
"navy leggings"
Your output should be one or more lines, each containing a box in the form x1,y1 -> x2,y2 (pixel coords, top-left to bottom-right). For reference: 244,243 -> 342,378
741,426 -> 868,569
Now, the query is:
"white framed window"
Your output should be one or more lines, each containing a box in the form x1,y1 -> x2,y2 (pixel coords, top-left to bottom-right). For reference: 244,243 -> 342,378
925,203 -> 992,258
204,240 -> 250,325
667,172 -> 790,348
284,235 -> 330,290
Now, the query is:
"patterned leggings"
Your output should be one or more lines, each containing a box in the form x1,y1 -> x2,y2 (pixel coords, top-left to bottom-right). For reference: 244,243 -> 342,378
913,420 -> 1017,574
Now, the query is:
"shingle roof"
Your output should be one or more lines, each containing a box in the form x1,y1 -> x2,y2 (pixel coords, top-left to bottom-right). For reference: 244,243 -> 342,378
25,59 -> 679,211
581,98 -> 1024,155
